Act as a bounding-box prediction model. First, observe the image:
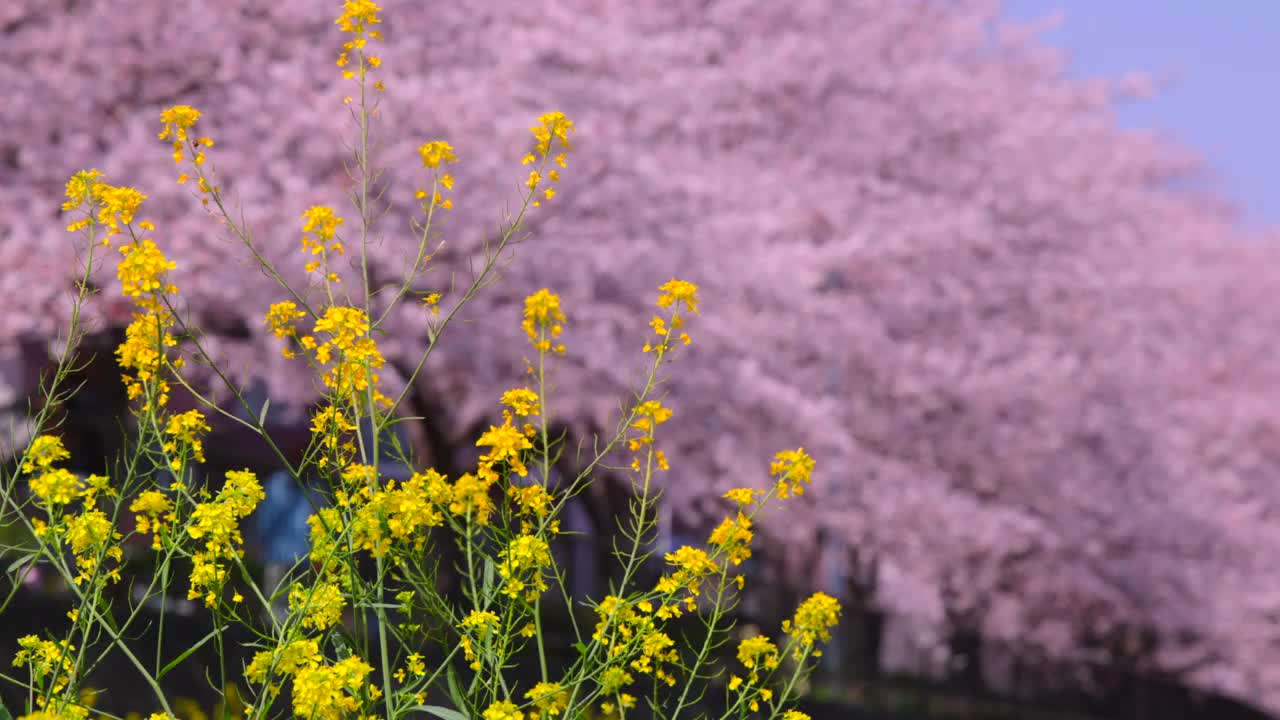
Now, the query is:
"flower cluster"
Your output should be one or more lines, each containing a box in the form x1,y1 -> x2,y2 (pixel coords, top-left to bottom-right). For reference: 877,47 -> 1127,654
163,410 -> 210,471
481,701 -> 523,720
26,436 -> 78,508
13,635 -> 77,703
497,534 -> 553,601
95,185 -> 149,239
709,512 -> 754,566
591,596 -> 680,692
187,470 -> 265,607
23,436 -> 123,585
335,0 -> 383,84
728,634 -> 782,711
129,491 -> 174,550
61,169 -> 104,232
116,310 -> 179,409
525,681 -> 569,717
158,105 -> 211,166
249,640 -> 377,720
118,239 -> 178,299
476,417 -> 534,482
300,206 -> 345,280
459,609 -> 501,670
644,279 -> 699,355
339,467 -> 452,557
521,112 -> 575,207
735,635 -> 780,685
76,160 -> 187,412
770,448 -> 815,498
654,545 -> 719,616
289,581 -> 347,631
783,592 -> 843,657
416,141 -> 458,210
285,305 -> 390,408
521,289 -> 566,354
627,399 -> 674,472
65,509 -> 122,585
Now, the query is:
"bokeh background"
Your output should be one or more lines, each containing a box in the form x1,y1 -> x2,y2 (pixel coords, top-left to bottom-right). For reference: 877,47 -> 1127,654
3,1 -> 1280,718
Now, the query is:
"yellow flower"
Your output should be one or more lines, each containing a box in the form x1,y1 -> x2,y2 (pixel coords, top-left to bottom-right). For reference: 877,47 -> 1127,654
62,169 -> 105,213
29,468 -> 81,507
459,609 -> 501,669
265,301 -> 307,339
476,419 -> 533,479
481,701 -> 523,720
14,634 -> 76,696
770,448 -> 815,498
417,141 -> 458,169
708,512 -> 753,566
159,105 -> 201,140
525,681 -> 568,717
65,510 -> 122,584
300,206 -> 345,270
335,1 -> 381,36
657,278 -> 700,314
94,184 -> 148,236
289,581 -> 347,630
246,639 -> 322,683
186,470 -> 263,605
783,712 -> 812,720
460,609 -> 501,635
448,472 -> 495,523
164,410 -> 211,466
521,289 -> 567,353
783,592 -> 842,656
497,534 -> 552,601
655,545 -> 718,601
116,311 -> 177,405
529,111 -> 575,160
23,435 -> 70,474
159,105 -> 205,165
500,388 -> 540,417
508,483 -> 553,519
117,239 -> 178,297
291,656 -> 374,720
736,635 -> 780,682
421,291 -> 442,314
131,490 -> 175,543
723,487 -> 760,506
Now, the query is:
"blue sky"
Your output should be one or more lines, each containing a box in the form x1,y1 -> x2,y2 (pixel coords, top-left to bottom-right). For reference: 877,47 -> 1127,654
1000,0 -> 1280,228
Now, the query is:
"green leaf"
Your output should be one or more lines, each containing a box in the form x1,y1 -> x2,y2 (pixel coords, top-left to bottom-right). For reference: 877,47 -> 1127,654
573,641 -> 588,656
446,664 -> 466,714
157,625 -> 226,680
331,627 -> 356,660
410,705 -> 469,720
482,558 -> 495,595
0,698 -> 14,720
258,399 -> 270,426
6,551 -> 37,575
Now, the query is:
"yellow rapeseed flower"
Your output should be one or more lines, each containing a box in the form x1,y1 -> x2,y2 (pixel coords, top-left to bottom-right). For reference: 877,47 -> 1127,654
782,592 -> 842,657
521,289 -> 567,353
23,435 -> 70,474
481,701 -> 523,720
770,448 -> 815,498
289,581 -> 347,630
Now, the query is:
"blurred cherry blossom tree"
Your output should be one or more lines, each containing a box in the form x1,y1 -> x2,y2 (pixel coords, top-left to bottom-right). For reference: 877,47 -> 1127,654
4,0 -> 1280,711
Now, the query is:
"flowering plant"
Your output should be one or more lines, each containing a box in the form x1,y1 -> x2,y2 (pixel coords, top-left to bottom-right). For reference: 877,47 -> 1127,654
0,3 -> 838,720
